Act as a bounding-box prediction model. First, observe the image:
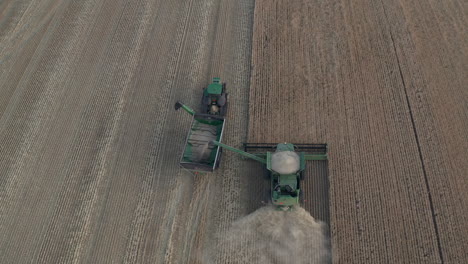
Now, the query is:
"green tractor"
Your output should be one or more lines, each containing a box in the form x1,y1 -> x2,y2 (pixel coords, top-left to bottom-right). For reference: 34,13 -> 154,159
211,141 -> 328,211
202,77 -> 227,116
174,78 -> 227,174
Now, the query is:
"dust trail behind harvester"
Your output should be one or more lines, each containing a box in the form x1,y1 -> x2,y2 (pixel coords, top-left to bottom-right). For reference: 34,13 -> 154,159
207,206 -> 330,264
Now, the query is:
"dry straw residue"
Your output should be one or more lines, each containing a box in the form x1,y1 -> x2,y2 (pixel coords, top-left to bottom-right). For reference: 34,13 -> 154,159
208,206 -> 330,264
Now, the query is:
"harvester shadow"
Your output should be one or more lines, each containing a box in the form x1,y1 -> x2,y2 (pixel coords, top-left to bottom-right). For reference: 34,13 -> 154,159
240,160 -> 270,214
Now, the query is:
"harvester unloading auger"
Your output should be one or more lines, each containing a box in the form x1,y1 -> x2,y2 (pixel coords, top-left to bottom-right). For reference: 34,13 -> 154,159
175,77 -> 327,210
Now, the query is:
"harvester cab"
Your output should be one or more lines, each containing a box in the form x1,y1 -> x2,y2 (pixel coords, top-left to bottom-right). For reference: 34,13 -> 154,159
211,141 -> 327,210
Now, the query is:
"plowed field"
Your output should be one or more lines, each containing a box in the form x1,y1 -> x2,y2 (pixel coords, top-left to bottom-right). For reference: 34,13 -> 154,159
249,0 -> 467,263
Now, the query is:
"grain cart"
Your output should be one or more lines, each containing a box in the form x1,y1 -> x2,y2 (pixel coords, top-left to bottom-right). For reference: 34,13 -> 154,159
211,141 -> 327,210
175,102 -> 225,174
175,78 -> 228,173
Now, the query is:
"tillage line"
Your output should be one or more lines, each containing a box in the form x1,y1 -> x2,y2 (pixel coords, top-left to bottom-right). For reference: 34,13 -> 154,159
385,16 -> 445,264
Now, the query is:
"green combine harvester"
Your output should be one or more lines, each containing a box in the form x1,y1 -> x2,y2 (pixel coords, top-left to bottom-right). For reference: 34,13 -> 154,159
211,141 -> 327,210
175,77 -> 327,210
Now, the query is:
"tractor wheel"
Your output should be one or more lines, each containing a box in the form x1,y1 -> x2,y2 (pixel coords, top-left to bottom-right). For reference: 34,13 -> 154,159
218,93 -> 227,106
219,93 -> 228,116
202,92 -> 210,108
220,102 -> 227,116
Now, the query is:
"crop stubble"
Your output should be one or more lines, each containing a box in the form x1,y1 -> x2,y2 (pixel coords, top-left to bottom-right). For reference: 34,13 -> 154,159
0,0 -> 256,263
249,0 -> 466,263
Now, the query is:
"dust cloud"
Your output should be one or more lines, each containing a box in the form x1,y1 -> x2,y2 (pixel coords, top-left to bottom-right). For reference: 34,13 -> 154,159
207,206 -> 330,264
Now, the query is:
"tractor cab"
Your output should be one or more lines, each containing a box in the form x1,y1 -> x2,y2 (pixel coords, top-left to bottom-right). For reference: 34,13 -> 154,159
202,77 -> 227,116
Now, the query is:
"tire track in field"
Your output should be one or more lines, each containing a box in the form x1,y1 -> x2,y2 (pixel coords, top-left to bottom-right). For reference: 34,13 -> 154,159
0,9 -> 57,119
70,1 -> 156,262
247,0 -> 458,262
1,0 -> 123,261
195,1 -> 256,263
33,0 -> 161,262
121,0 -> 200,262
0,0 -> 32,47
0,0 -> 61,62
30,0 -> 135,261
31,0 -> 129,261
0,1 -> 105,261
78,0 -> 218,261
78,1 -> 190,260
380,3 -> 444,260
131,0 -> 256,262
116,0 -> 240,262
0,0 -> 256,263
121,0 -> 251,262
380,0 -> 468,261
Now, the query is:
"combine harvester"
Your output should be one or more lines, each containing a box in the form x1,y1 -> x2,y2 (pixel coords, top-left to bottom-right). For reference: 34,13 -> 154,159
175,77 -> 327,210
212,141 -> 327,210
